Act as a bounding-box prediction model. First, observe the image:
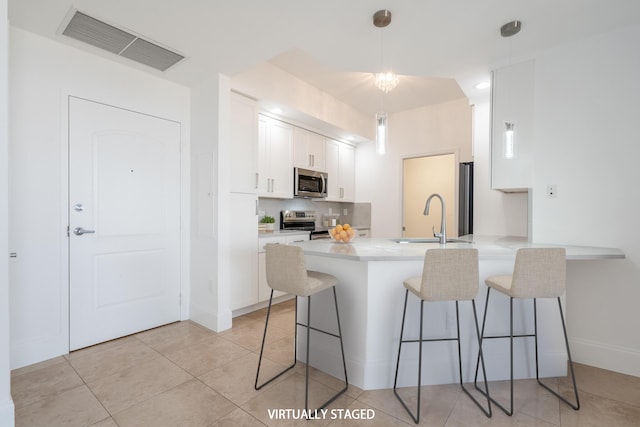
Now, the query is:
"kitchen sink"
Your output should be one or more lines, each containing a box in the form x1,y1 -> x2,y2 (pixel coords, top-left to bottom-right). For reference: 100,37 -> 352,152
390,238 -> 473,244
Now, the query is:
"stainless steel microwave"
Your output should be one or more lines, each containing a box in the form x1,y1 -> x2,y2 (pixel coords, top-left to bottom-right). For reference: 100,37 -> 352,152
294,167 -> 328,198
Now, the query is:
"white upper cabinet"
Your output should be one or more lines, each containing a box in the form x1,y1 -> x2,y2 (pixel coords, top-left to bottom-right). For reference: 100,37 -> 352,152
325,138 -> 355,202
258,115 -> 293,198
293,127 -> 326,171
230,93 -> 258,194
491,60 -> 535,192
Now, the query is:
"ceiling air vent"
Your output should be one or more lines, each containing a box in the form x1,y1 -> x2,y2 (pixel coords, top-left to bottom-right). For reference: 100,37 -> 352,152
61,10 -> 185,72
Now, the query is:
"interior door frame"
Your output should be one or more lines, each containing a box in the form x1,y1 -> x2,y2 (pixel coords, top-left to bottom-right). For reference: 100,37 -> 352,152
401,149 -> 459,238
62,92 -> 189,351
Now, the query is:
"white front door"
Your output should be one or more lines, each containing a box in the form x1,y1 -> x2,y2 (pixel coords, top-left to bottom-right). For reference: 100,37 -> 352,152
69,96 -> 181,351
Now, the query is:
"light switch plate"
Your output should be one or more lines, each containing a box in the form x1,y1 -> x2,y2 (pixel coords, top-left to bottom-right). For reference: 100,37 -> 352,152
546,184 -> 557,198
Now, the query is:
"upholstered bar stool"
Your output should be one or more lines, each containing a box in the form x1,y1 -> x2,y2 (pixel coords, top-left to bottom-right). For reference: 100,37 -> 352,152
475,247 -> 580,416
254,243 -> 348,412
394,248 -> 491,424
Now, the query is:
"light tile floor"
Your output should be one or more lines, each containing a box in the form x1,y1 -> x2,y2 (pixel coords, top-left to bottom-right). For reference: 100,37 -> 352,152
11,299 -> 640,426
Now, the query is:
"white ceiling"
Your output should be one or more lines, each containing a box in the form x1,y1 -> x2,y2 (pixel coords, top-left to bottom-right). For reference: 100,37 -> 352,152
8,0 -> 640,115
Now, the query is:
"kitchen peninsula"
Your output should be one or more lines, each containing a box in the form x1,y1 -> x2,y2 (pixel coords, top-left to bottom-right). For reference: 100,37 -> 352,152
289,236 -> 624,390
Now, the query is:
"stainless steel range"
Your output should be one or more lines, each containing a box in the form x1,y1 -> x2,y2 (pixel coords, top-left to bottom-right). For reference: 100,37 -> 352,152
280,210 -> 331,240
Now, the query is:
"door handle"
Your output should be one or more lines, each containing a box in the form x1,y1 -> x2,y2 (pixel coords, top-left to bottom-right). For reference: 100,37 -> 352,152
74,227 -> 95,236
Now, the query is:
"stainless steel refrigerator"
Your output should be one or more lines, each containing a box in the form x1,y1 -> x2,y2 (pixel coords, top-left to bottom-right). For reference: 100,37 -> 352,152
458,162 -> 474,236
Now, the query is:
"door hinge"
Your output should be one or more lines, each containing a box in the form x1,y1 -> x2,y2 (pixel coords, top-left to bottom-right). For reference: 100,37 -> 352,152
66,225 -> 70,237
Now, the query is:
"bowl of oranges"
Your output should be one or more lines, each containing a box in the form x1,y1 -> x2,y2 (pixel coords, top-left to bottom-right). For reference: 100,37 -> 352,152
328,224 -> 357,243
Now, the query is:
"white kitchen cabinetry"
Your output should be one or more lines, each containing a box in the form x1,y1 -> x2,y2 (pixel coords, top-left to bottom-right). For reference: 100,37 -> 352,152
258,233 -> 309,302
230,93 -> 258,194
491,60 -> 534,192
357,229 -> 370,238
229,193 -> 259,310
325,138 -> 355,201
293,127 -> 326,171
258,115 -> 293,198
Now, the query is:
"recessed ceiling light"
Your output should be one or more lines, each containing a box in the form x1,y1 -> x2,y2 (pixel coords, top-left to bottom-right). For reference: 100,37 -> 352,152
270,107 -> 283,114
474,81 -> 490,90
345,136 -> 355,141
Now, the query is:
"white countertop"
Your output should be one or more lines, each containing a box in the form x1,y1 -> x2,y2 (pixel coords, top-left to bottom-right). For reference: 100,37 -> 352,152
258,229 -> 310,238
291,235 -> 625,261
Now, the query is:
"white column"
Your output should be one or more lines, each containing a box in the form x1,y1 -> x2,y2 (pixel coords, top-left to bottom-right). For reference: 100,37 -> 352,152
1,0 -> 15,424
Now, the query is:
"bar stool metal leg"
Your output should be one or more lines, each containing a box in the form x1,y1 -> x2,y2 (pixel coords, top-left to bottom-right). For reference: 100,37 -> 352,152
393,289 -> 423,424
534,298 -> 580,410
395,291 -> 491,424
393,289 -> 409,398
256,286 -> 348,415
474,290 -> 580,416
474,289 -> 517,415
332,286 -> 349,397
305,295 -> 311,412
458,300 -> 492,417
301,287 -> 348,413
255,290 -> 297,390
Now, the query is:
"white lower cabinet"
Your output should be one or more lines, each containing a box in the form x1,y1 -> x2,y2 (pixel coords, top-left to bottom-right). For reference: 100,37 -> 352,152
357,229 -> 370,238
229,193 -> 259,310
258,233 -> 309,303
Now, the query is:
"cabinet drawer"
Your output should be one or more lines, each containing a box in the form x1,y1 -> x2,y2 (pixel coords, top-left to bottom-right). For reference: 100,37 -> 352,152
258,236 -> 287,252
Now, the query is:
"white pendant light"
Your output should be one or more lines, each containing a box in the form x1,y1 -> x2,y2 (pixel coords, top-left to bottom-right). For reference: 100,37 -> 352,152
376,113 -> 388,155
374,72 -> 400,93
501,20 -> 521,160
373,10 -> 395,155
373,10 -> 399,94
504,121 -> 515,158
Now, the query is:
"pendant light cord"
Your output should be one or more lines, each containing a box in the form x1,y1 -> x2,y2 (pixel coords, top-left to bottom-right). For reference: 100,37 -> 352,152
379,28 -> 385,112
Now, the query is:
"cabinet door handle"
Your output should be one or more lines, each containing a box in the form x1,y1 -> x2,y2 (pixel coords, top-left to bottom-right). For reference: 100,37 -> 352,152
255,173 -> 259,189
255,200 -> 258,215
311,154 -> 315,167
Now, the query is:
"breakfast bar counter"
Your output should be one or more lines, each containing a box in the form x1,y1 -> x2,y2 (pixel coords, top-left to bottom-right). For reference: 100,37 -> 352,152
289,236 -> 624,390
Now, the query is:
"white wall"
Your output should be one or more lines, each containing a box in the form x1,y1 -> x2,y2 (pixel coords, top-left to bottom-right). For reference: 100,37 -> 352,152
189,74 -> 233,332
471,100 -> 529,237
356,98 -> 472,237
8,28 -> 190,369
1,0 -> 15,425
232,62 -> 372,141
529,24 -> 640,376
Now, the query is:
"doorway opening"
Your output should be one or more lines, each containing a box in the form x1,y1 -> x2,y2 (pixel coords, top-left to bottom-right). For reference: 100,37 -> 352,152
402,153 -> 457,238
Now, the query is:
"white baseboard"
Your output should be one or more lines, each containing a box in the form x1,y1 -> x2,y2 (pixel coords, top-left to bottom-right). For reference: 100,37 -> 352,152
0,398 -> 15,427
189,303 -> 232,333
570,338 -> 640,377
232,295 -> 294,318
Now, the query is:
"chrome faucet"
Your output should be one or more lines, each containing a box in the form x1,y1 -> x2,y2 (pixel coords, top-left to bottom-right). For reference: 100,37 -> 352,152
424,193 -> 447,244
